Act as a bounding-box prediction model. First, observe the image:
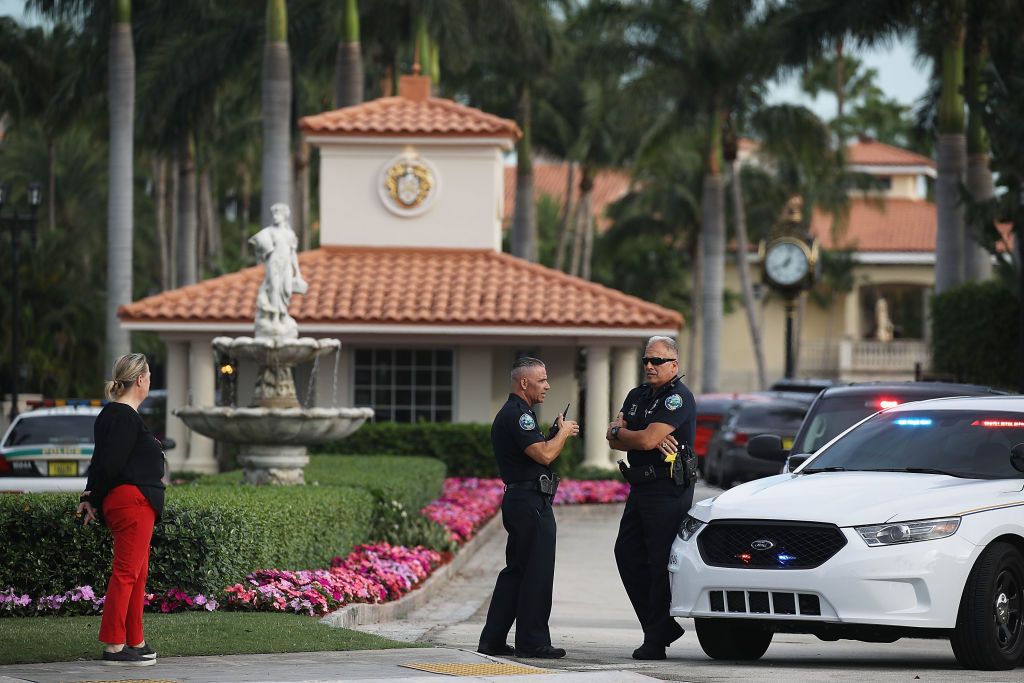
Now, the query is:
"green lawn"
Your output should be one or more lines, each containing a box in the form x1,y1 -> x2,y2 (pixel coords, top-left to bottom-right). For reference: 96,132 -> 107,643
0,612 -> 423,665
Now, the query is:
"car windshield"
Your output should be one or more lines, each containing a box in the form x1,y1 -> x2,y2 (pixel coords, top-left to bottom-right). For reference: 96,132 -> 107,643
803,410 -> 1024,479
734,403 -> 807,433
793,395 -> 902,454
3,415 -> 95,447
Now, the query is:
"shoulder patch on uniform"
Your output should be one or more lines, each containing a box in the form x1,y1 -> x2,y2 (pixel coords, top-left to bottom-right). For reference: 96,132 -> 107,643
665,394 -> 683,411
519,413 -> 536,430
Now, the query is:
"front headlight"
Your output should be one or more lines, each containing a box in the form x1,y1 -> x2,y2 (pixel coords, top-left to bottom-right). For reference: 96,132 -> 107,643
855,517 -> 960,547
678,514 -> 705,542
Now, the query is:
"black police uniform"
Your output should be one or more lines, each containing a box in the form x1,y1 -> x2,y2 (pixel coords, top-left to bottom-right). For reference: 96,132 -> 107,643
614,375 -> 696,647
479,393 -> 557,652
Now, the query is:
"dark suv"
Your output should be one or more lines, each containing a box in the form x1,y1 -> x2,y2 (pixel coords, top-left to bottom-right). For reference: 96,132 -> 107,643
748,381 -> 1010,470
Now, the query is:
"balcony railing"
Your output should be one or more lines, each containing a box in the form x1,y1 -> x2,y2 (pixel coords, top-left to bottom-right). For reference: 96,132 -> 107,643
799,339 -> 930,379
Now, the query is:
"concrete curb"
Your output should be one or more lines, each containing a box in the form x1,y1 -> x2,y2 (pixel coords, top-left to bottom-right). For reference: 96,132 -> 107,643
320,510 -> 505,629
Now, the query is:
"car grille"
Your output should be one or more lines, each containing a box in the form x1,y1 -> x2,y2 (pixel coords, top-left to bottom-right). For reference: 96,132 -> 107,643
708,589 -> 822,616
698,520 -> 847,569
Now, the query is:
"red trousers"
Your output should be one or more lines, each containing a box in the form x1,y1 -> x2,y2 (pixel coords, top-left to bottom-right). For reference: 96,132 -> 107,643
99,485 -> 156,645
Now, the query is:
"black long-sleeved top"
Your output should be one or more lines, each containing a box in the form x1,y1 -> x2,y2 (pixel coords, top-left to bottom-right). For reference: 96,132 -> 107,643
84,402 -> 166,519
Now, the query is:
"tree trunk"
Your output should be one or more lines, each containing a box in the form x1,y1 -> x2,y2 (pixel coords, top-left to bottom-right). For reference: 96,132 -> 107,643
511,85 -> 537,261
169,153 -> 179,288
47,139 -> 56,232
334,0 -> 363,108
199,166 -> 220,273
580,194 -> 595,281
294,138 -> 311,250
965,154 -> 994,281
261,2 -> 292,227
935,133 -> 966,293
105,20 -> 134,369
554,161 -> 575,271
154,156 -> 170,291
729,160 -> 767,389
701,172 -> 725,393
176,136 -> 198,287
688,232 -> 703,388
238,162 -> 252,260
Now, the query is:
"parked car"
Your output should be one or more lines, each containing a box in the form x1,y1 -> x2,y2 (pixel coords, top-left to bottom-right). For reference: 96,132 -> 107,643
0,405 -> 100,489
768,377 -> 837,395
749,381 -> 1009,472
694,393 -> 773,475
669,395 -> 1024,670
703,396 -> 813,488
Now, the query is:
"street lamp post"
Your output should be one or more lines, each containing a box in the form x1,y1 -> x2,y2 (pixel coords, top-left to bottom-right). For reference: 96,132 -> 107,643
0,181 -> 43,422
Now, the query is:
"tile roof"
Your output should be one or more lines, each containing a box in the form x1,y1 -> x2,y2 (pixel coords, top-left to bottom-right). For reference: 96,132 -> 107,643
119,247 -> 682,330
503,162 -> 631,230
299,97 -> 520,140
811,198 -> 937,251
846,138 -> 935,168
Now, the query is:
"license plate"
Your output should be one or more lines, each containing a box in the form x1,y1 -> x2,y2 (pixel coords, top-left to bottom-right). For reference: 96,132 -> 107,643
782,437 -> 794,450
48,461 -> 78,476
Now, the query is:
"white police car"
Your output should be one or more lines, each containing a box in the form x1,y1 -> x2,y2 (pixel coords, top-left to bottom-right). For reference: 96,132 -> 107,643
670,396 -> 1024,671
0,404 -> 100,492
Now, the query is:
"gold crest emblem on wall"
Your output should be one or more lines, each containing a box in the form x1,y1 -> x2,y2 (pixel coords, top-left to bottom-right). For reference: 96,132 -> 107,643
384,159 -> 433,209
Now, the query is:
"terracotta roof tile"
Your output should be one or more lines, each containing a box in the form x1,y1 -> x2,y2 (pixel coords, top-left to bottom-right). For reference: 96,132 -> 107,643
119,247 -> 681,330
503,162 -> 631,230
299,97 -> 521,140
847,139 -> 935,168
810,198 -> 937,251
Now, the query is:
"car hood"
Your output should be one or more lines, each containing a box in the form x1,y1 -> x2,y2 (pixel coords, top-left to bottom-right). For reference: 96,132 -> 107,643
694,472 -> 1024,527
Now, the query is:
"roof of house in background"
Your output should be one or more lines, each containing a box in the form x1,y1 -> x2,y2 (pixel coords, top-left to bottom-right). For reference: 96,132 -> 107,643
300,76 -> 520,140
846,137 -> 936,169
503,161 -> 632,229
120,247 -> 682,330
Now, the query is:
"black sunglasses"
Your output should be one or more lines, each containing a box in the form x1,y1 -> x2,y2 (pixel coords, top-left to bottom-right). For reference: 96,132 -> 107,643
642,356 -> 677,366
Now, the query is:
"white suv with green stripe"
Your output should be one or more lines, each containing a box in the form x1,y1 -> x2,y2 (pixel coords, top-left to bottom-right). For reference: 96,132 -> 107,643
0,406 -> 99,489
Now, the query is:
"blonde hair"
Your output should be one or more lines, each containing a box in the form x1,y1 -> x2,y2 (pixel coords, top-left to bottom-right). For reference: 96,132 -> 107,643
104,353 -> 148,400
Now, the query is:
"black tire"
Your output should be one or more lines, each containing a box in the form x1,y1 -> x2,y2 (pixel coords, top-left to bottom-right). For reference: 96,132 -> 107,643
695,617 -> 773,660
950,542 -> 1024,671
704,447 -> 721,487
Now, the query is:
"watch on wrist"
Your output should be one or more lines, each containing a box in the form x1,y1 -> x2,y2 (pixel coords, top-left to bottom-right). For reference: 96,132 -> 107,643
610,426 -> 621,439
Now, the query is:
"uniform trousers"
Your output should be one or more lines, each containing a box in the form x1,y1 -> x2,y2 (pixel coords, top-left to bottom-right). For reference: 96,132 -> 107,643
479,488 -> 557,650
614,478 -> 694,646
99,485 -> 156,645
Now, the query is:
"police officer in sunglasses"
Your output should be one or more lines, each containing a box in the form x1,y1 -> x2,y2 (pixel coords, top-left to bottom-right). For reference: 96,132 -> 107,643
607,336 -> 696,660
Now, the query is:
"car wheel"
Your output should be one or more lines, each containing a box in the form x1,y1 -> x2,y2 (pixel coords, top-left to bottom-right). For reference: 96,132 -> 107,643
695,617 -> 772,660
704,448 -> 720,487
717,454 -> 735,489
950,542 -> 1024,670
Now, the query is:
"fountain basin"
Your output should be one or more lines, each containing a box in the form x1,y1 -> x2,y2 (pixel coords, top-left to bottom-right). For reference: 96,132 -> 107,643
212,336 -> 341,366
174,406 -> 374,444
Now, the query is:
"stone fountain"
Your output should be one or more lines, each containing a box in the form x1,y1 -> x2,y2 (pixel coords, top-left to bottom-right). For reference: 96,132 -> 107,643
175,203 -> 373,484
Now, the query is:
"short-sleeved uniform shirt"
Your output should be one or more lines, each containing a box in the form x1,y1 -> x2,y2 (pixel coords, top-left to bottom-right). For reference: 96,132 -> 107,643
620,376 -> 697,469
492,393 -> 550,484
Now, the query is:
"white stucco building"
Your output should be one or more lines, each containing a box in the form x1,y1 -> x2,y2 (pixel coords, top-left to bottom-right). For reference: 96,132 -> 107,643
119,75 -> 682,475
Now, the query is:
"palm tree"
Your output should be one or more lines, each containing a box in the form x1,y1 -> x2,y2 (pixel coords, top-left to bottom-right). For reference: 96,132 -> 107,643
963,4 -> 993,282
333,0 -> 363,108
262,0 -> 292,228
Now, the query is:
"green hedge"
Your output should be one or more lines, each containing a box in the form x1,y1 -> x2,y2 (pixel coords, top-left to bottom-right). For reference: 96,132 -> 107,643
932,281 -> 1021,389
195,455 -> 446,512
0,485 -> 375,598
317,422 -> 582,477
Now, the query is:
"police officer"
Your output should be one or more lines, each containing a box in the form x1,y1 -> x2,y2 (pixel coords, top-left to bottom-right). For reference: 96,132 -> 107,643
478,357 -> 579,659
606,336 -> 696,660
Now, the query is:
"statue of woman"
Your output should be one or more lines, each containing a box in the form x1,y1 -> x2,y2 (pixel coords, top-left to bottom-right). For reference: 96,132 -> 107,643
249,203 -> 308,339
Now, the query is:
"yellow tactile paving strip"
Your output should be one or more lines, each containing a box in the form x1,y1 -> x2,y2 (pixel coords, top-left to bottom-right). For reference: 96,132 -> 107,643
402,662 -> 553,676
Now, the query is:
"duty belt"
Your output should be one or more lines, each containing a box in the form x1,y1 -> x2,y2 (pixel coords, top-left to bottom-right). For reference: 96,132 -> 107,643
618,462 -> 673,485
504,474 -> 560,497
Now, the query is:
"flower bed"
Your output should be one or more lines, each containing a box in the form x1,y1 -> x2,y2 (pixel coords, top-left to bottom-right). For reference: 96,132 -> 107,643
2,476 -> 629,618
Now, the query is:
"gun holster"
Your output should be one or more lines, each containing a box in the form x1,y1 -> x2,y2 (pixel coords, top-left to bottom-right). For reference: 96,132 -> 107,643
538,473 -> 561,497
674,445 -> 698,487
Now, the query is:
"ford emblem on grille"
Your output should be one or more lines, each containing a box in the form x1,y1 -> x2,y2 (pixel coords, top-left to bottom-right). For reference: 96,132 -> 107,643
750,539 -> 775,551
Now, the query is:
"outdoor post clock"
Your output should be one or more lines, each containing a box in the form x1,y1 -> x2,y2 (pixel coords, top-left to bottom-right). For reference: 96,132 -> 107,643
759,235 -> 820,378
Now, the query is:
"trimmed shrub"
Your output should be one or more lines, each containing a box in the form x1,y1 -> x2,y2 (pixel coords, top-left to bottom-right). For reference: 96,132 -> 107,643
0,485 -> 375,598
932,281 -> 1021,389
316,422 -> 583,478
194,455 -> 445,512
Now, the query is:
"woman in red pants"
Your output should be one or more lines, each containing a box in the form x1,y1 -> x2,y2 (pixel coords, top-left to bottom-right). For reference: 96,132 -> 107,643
77,353 -> 165,666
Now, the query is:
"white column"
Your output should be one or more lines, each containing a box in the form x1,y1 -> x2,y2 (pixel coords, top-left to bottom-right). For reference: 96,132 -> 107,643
456,346 -> 493,422
164,341 -> 189,472
584,344 -> 613,469
610,346 -> 639,467
185,340 -> 218,474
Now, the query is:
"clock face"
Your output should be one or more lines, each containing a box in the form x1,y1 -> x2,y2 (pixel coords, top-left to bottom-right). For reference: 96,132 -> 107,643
764,241 -> 809,287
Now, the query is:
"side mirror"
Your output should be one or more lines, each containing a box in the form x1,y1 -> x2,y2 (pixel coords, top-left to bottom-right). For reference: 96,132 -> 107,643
783,454 -> 811,473
747,434 -> 789,462
1011,443 -> 1024,473
160,437 -> 177,451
